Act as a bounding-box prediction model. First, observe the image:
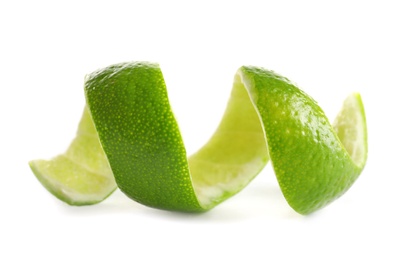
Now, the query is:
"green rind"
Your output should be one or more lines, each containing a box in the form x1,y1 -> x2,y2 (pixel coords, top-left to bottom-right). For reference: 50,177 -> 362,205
239,66 -> 366,214
85,62 -> 203,212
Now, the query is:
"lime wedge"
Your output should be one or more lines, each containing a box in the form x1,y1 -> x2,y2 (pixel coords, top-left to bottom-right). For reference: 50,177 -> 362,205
29,107 -> 116,205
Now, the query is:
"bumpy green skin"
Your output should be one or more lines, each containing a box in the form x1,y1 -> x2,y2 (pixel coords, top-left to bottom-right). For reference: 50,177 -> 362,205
85,62 -> 203,212
240,66 -> 364,214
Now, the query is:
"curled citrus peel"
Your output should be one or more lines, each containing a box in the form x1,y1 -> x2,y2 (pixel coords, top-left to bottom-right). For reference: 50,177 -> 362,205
29,62 -> 367,215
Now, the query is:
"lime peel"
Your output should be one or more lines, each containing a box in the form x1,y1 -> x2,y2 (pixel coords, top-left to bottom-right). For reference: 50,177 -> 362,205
29,61 -> 367,214
29,107 -> 116,205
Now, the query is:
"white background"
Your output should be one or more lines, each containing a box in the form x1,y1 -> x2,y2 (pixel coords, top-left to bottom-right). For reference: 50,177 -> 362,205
1,0 -> 398,259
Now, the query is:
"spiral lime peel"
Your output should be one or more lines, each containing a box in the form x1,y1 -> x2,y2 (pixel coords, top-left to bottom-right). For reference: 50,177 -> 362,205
29,62 -> 367,214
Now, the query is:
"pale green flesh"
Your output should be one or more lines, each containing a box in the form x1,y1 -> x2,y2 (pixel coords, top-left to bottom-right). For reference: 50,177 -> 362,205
188,74 -> 269,208
333,93 -> 368,168
29,107 -> 116,205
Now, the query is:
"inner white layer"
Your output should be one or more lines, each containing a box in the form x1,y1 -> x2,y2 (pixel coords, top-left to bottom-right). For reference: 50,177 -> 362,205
188,72 -> 269,208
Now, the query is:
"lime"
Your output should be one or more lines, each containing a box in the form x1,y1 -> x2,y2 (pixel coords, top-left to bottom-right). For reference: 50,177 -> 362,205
30,61 -> 367,214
